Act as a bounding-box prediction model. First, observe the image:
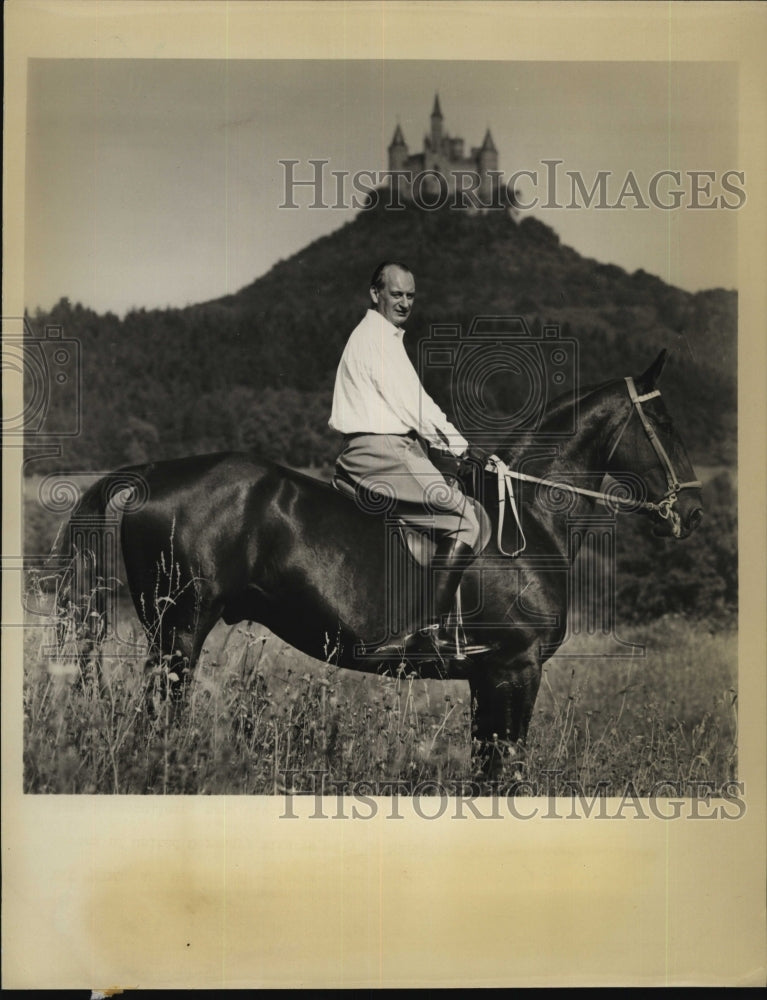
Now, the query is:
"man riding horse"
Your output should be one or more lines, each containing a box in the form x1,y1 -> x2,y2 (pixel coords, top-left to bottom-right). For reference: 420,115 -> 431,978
329,261 -> 496,661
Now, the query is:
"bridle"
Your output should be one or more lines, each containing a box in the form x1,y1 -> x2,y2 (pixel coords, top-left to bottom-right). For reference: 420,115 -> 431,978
493,376 -> 702,556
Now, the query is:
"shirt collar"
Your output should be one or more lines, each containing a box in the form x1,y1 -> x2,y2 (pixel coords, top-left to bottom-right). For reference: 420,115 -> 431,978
366,308 -> 405,339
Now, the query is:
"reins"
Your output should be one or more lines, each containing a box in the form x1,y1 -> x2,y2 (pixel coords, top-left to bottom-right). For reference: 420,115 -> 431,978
493,376 -> 702,557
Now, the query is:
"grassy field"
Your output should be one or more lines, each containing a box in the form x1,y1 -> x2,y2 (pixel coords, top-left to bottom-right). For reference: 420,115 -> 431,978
22,591 -> 737,796
20,464 -> 737,797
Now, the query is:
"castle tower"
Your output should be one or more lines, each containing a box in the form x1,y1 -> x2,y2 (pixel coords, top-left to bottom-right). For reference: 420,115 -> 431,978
430,94 -> 444,154
477,128 -> 499,202
388,123 -> 409,172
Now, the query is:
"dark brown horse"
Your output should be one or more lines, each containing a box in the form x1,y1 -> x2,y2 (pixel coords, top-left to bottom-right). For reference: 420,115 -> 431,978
60,351 -> 703,773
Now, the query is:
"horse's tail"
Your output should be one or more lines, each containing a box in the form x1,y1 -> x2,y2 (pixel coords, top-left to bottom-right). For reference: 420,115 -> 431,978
53,477 -> 111,651
54,471 -> 142,651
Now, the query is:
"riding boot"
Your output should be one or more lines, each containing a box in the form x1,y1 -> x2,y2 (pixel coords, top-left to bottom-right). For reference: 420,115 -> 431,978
369,537 -> 495,661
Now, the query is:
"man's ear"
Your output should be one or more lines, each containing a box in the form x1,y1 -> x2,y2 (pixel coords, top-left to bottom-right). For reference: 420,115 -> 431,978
369,286 -> 380,306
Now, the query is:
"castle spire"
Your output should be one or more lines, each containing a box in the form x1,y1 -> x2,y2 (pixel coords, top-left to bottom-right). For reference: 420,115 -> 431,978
389,123 -> 407,148
430,93 -> 444,150
388,122 -> 409,171
481,128 -> 497,153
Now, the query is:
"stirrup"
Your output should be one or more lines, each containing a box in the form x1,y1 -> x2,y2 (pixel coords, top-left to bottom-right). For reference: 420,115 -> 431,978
366,624 -> 494,662
431,627 -> 496,661
364,626 -> 436,661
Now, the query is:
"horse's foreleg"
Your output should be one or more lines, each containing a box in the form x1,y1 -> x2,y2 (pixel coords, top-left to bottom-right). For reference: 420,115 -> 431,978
469,656 -> 542,778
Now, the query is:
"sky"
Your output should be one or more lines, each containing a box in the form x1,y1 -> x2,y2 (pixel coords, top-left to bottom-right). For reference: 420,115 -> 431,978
24,59 -> 740,316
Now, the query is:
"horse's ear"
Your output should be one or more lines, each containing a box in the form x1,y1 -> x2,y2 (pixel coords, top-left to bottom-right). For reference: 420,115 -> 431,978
637,349 -> 668,391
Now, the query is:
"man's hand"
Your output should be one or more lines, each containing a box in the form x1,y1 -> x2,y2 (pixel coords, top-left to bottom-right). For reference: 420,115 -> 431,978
461,445 -> 499,470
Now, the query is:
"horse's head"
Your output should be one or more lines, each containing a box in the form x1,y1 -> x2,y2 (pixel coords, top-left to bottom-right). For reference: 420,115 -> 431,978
605,350 -> 704,539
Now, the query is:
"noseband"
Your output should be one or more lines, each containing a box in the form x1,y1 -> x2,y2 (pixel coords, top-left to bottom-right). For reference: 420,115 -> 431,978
494,376 -> 702,556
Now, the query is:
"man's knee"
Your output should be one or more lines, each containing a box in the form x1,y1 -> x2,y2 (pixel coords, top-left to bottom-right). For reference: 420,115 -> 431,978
472,501 -> 492,554
453,506 -> 482,552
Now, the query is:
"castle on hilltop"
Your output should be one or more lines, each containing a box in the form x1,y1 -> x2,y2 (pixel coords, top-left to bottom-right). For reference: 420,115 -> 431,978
387,94 -> 508,209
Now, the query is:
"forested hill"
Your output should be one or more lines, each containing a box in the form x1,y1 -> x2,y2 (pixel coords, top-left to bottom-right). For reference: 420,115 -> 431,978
26,201 -> 736,474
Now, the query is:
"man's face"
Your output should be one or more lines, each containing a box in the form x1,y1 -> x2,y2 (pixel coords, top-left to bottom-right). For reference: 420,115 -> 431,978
370,266 -> 415,328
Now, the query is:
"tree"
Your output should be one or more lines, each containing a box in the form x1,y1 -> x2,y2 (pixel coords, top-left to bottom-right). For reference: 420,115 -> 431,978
119,416 -> 161,464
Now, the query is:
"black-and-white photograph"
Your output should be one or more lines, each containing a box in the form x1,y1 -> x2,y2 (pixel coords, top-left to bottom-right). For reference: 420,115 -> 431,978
20,58 -> 739,795
3,0 -> 765,990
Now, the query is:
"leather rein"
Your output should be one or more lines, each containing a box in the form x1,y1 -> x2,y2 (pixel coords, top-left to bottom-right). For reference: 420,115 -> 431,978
493,377 -> 702,557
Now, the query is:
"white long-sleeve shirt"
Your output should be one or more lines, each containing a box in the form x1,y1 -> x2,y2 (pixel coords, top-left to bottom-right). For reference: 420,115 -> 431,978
329,309 -> 468,456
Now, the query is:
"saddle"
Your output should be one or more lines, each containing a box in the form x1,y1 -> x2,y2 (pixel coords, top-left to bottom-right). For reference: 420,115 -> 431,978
330,459 -> 491,567
331,471 -> 435,566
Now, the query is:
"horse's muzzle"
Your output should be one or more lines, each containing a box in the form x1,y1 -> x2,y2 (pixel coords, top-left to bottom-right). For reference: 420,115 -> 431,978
652,500 -> 703,539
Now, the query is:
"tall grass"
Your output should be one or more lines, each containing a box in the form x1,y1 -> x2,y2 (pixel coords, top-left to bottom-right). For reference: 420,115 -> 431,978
23,585 -> 737,796
527,619 -> 737,793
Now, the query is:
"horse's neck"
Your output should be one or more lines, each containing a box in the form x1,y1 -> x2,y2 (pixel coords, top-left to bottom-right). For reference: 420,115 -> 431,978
505,387 -> 615,489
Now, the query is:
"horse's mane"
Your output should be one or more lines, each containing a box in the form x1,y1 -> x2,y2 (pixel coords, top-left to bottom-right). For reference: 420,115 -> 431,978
497,375 -> 624,462
552,375 -> 620,412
